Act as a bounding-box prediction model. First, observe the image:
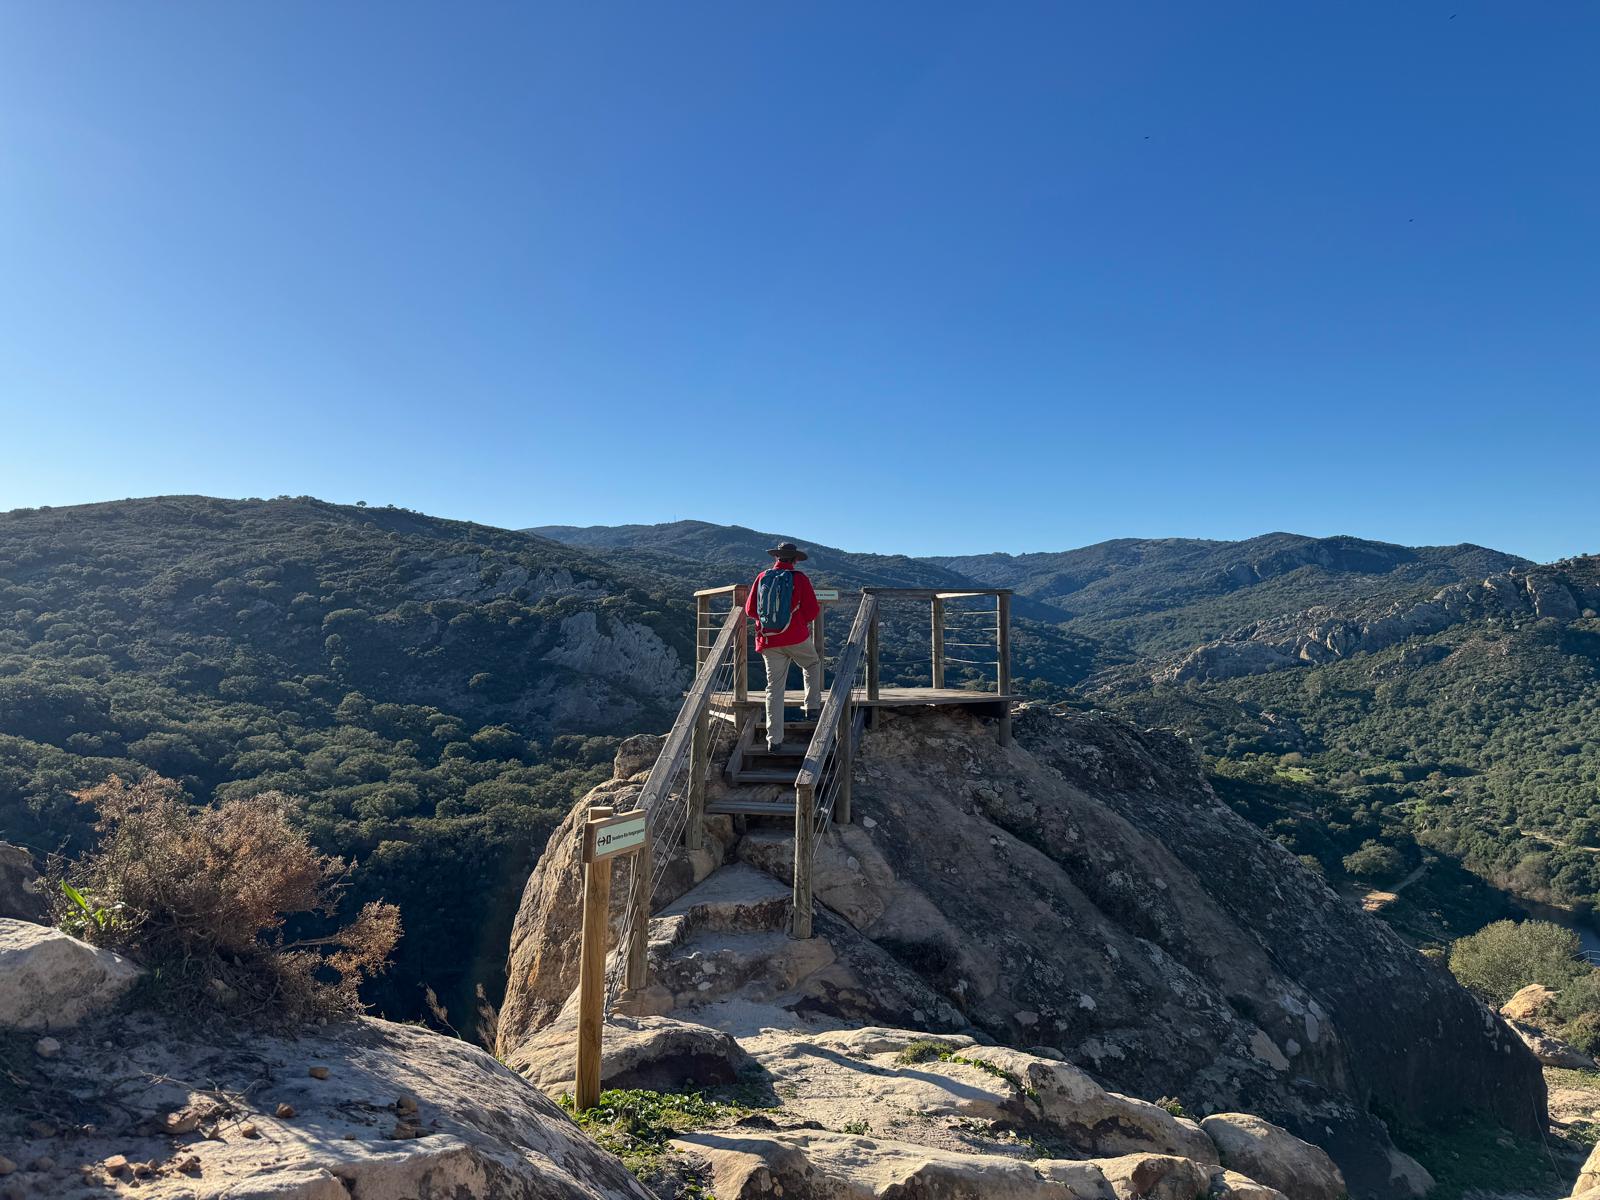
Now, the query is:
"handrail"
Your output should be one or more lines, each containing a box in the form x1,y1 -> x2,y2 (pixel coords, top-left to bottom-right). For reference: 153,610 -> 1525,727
791,592 -> 878,939
636,602 -> 743,814
606,597 -> 746,1008
796,593 -> 876,790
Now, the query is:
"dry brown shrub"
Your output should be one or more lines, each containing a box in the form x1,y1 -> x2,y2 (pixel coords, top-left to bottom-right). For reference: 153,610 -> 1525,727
66,774 -> 401,1022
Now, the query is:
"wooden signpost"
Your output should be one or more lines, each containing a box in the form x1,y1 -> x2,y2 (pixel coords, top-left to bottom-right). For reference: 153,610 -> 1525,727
575,806 -> 650,1112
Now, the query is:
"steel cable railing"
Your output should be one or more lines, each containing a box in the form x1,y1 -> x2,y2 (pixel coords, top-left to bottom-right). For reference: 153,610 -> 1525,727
791,592 -> 878,938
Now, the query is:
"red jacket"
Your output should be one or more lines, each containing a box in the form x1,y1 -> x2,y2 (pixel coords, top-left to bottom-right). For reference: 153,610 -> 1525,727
745,563 -> 821,652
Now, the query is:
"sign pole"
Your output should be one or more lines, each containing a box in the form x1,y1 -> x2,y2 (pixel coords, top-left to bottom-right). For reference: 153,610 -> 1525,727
573,806 -> 650,1113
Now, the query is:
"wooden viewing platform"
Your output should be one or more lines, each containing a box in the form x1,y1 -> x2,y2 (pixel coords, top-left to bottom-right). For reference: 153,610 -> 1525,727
579,580 -> 1017,1098
599,580 -> 1018,970
694,582 -> 1015,741
716,685 -> 1018,709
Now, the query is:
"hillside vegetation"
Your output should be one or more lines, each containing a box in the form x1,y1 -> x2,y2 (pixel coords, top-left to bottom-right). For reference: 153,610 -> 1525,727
8,500 -> 1598,1025
1116,567 -> 1600,926
0,496 -> 694,1024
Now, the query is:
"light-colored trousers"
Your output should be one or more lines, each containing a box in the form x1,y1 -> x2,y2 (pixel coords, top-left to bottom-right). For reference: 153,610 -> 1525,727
760,635 -> 822,749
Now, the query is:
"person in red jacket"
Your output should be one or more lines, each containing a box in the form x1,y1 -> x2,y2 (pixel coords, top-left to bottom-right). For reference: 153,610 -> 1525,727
744,542 -> 823,751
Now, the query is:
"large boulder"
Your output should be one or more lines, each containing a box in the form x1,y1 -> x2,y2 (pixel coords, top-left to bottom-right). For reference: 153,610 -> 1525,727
1502,982 -> 1560,1024
1,1008 -> 652,1200
0,919 -> 141,1029
0,842 -> 48,923
674,1128 -> 1118,1200
507,1011 -> 750,1096
740,1025 -> 1216,1166
1200,1114 -> 1345,1200
498,749 -> 734,1055
1508,1019 -> 1599,1069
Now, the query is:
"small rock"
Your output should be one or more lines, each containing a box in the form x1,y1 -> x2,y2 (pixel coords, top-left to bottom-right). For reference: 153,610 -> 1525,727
275,1103 -> 296,1119
175,1154 -> 201,1175
308,1066 -> 330,1080
27,1157 -> 54,1172
162,1110 -> 201,1135
103,1155 -> 128,1176
861,816 -> 877,829
33,1037 -> 60,1059
390,1122 -> 422,1140
132,1160 -> 156,1179
24,1120 -> 55,1139
396,1095 -> 419,1115
238,1124 -> 259,1139
0,1158 -> 13,1177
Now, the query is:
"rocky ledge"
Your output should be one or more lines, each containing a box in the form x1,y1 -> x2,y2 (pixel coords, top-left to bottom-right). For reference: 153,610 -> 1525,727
0,917 -> 649,1200
499,705 -> 1545,1200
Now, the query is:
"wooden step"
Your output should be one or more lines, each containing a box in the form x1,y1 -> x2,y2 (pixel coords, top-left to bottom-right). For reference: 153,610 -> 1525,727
747,744 -> 807,760
729,768 -> 800,785
705,796 -> 798,816
756,720 -> 817,734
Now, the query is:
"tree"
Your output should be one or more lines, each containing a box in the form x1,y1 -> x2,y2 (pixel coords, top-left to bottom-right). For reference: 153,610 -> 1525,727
1341,840 -> 1406,881
1448,920 -> 1587,1006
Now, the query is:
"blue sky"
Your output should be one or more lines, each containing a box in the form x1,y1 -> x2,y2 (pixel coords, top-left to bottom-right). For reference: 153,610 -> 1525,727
2,3 -> 1596,562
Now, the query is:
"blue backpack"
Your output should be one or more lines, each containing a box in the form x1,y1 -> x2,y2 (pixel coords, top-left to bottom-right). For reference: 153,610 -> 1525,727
755,569 -> 795,634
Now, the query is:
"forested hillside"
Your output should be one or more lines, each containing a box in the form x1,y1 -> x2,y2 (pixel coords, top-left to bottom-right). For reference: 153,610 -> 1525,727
8,499 -> 1598,1022
935,532 -> 1528,659
1113,557 -> 1600,931
0,496 -> 694,1024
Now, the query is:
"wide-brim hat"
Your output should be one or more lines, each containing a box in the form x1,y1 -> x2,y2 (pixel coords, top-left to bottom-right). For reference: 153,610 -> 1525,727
766,541 -> 808,562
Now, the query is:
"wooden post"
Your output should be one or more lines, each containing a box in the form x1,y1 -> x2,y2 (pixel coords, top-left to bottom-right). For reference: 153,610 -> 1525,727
866,609 -> 880,702
624,829 -> 651,992
573,807 -> 647,1111
575,826 -> 613,1112
696,594 -> 711,672
930,596 -> 945,689
996,592 -> 1012,747
792,783 -> 814,938
813,604 -> 826,675
687,712 -> 708,851
836,709 -> 853,826
733,585 -> 750,705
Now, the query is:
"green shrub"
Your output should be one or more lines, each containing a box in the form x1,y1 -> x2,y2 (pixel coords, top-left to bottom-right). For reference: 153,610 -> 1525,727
1447,920 -> 1586,1006
1562,1011 -> 1600,1056
1341,840 -> 1407,881
66,774 -> 401,1021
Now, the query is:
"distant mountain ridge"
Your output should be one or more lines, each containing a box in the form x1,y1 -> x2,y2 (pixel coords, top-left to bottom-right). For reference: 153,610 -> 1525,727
527,519 -> 997,596
531,521 -> 1532,665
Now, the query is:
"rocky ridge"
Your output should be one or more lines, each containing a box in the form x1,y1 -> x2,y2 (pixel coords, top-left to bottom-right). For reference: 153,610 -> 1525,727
500,705 -> 1545,1199
1131,557 -> 1600,687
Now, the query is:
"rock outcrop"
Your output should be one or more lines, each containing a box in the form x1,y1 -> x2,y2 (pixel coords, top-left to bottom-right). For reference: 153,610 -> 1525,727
0,1006 -> 652,1200
1200,1114 -> 1346,1200
0,843 -> 48,923
1506,1018 -> 1599,1070
1503,982 -> 1560,1024
1143,557 -> 1600,686
500,706 -> 1544,1199
0,919 -> 142,1029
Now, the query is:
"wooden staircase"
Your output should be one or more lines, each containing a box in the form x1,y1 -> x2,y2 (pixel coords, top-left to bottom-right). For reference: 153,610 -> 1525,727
707,714 -> 815,816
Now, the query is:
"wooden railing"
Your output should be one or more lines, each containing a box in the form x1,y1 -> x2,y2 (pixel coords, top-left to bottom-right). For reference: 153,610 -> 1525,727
791,592 -> 878,938
605,593 -> 746,1007
862,586 -> 1013,745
